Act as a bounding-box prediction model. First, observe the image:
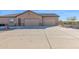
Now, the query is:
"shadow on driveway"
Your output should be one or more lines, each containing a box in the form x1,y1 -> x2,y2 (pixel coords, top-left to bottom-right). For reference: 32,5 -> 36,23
0,26 -> 57,30
11,26 -> 55,29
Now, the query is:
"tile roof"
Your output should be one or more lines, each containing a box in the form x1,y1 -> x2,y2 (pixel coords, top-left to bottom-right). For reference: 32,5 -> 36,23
39,13 -> 59,17
4,14 -> 18,16
0,14 -> 18,17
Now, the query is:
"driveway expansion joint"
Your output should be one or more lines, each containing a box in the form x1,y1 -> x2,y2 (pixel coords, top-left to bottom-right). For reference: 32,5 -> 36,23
43,30 -> 52,49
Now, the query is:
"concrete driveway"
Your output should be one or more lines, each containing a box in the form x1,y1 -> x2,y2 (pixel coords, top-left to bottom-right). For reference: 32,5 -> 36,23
0,26 -> 79,49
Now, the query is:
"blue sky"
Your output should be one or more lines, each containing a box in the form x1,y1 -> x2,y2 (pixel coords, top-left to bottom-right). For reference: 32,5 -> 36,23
0,10 -> 79,21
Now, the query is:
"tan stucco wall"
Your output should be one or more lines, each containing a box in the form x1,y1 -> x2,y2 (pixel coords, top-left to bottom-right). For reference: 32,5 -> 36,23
43,16 -> 59,26
16,12 -> 42,26
0,18 -> 16,25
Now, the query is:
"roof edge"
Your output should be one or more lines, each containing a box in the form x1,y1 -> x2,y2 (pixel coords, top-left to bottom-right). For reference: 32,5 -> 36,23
16,10 -> 42,17
0,10 -> 60,17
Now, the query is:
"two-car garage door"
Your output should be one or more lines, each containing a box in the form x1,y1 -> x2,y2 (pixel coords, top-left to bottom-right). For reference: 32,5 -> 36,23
24,19 -> 40,26
20,17 -> 58,26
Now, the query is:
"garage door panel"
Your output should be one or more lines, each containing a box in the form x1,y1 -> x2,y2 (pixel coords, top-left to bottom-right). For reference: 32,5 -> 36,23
43,17 -> 58,26
24,19 -> 40,26
43,19 -> 54,25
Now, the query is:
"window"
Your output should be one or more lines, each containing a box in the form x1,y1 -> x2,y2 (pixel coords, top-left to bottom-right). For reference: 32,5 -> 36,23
9,19 -> 14,22
9,19 -> 15,26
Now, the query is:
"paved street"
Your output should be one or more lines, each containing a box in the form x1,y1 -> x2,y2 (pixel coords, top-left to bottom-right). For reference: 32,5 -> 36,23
0,26 -> 79,49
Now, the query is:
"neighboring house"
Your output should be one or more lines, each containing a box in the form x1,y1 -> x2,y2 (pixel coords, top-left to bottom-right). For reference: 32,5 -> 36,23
0,10 -> 59,26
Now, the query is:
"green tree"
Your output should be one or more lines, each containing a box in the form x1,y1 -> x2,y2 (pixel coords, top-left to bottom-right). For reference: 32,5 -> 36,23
67,16 -> 77,26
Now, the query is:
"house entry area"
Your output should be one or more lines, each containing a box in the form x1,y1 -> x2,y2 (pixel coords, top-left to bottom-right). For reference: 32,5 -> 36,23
18,18 -> 22,26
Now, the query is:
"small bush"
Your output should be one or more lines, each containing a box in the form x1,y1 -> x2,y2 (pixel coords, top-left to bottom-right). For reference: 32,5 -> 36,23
0,24 -> 5,26
39,23 -> 43,26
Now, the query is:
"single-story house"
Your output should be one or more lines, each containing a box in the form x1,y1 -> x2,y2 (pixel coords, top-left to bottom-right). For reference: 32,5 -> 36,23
0,10 -> 59,26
